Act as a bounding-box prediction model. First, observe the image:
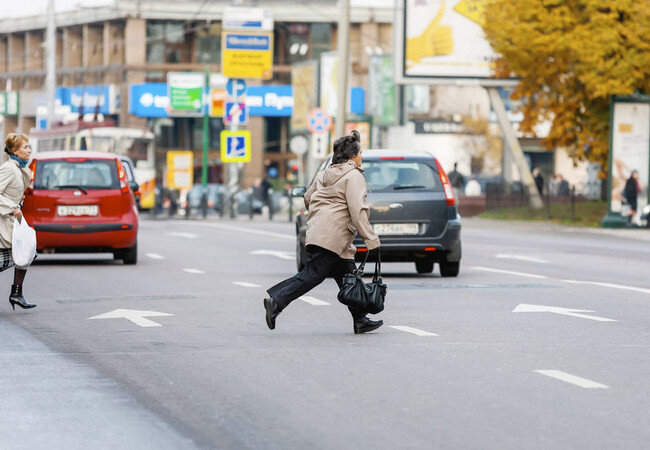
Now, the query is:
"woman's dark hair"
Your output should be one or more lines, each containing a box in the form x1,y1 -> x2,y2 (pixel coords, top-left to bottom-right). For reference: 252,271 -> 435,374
332,130 -> 361,164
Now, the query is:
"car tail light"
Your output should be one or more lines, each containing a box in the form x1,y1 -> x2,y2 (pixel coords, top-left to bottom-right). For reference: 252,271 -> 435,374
28,161 -> 36,190
434,159 -> 455,206
116,160 -> 129,194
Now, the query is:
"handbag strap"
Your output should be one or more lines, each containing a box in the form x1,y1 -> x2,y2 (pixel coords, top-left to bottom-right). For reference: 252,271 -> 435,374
356,249 -> 371,274
373,248 -> 382,280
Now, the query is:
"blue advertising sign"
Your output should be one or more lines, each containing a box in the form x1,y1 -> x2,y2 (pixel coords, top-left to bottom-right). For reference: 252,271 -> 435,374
226,79 -> 248,97
56,85 -> 118,115
224,34 -> 270,50
129,83 -> 294,118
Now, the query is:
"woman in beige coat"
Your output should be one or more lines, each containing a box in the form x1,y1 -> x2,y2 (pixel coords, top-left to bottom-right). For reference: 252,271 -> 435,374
1,133 -> 36,310
264,130 -> 381,334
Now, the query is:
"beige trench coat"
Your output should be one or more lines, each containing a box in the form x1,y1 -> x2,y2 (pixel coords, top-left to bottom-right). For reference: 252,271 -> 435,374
304,160 -> 380,259
0,159 -> 31,249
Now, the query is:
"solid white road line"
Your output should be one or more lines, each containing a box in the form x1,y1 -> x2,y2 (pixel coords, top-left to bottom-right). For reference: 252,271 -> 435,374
233,281 -> 262,288
472,266 -> 548,279
183,268 -> 205,274
299,296 -> 330,306
495,254 -> 549,264
146,253 -> 165,260
250,250 -> 295,260
534,370 -> 609,389
389,326 -> 438,336
166,232 -> 199,239
561,279 -> 650,295
192,222 -> 294,240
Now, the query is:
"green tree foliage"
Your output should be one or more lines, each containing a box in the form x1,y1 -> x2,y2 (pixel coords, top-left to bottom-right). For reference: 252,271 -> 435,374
483,0 -> 650,172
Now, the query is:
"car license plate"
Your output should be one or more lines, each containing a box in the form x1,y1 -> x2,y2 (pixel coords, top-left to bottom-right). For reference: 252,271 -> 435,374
372,223 -> 419,235
57,205 -> 98,217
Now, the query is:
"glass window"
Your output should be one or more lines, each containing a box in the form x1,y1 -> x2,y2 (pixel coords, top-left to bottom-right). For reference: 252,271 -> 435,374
361,161 -> 439,192
196,23 -> 221,64
310,23 -> 332,60
35,159 -> 120,190
146,22 -> 188,64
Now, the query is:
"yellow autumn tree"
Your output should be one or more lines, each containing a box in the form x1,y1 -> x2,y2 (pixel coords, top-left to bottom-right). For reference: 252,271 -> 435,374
483,0 -> 650,172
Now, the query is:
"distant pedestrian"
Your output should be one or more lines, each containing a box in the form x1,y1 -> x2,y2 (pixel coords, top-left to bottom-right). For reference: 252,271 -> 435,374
260,174 -> 274,220
623,170 -> 641,226
557,175 -> 570,196
533,168 -> 544,195
448,162 -> 466,190
1,133 -> 36,310
263,130 -> 383,334
548,174 -> 559,197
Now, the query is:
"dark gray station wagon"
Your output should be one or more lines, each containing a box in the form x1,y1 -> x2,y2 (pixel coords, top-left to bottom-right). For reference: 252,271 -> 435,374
293,150 -> 462,276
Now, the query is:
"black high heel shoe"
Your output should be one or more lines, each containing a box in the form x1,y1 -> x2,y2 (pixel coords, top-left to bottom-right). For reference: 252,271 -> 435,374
9,284 -> 36,310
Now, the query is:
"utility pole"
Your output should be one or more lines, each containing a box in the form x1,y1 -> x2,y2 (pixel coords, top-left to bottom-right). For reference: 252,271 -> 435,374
334,0 -> 350,138
45,0 -> 56,129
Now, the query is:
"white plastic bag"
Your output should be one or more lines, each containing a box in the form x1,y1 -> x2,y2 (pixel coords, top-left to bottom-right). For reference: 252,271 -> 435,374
12,218 -> 37,268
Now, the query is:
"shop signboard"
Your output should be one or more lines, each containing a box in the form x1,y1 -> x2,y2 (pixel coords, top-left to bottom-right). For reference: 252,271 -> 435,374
291,60 -> 318,131
221,32 -> 273,80
167,72 -> 204,113
223,7 -> 273,31
166,150 -> 194,190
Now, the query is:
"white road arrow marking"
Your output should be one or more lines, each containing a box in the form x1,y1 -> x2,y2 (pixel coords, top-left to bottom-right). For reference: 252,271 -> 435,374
250,250 -> 296,260
513,303 -> 616,322
534,370 -> 609,389
299,296 -> 330,306
88,309 -> 174,327
495,254 -> 549,264
233,281 -> 261,288
166,232 -> 199,239
390,326 -> 438,336
146,253 -> 165,260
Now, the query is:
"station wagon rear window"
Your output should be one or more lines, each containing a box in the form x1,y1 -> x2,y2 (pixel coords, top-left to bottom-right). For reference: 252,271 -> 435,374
362,160 -> 439,193
34,159 -> 120,190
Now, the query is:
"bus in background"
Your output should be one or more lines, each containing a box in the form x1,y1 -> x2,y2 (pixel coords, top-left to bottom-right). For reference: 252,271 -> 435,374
31,123 -> 156,210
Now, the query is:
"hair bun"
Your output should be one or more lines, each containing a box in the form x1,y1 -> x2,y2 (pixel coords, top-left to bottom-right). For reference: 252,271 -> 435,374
350,129 -> 360,143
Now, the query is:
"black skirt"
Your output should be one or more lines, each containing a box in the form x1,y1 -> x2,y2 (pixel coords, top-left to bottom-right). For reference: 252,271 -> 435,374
0,248 -> 14,272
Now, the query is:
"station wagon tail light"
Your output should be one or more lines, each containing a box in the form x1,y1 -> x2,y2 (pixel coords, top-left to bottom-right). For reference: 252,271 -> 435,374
116,160 -> 129,194
434,159 -> 455,206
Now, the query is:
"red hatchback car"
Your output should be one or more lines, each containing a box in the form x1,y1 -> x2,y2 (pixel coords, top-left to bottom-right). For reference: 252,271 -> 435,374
23,151 -> 139,264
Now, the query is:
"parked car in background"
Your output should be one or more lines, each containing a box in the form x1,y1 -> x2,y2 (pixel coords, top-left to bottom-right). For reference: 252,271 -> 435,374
185,184 -> 225,215
293,150 -> 462,276
23,151 -> 139,264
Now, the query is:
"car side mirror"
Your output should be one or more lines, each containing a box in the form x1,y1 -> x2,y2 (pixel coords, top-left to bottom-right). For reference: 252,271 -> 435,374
131,182 -> 140,193
291,186 -> 307,198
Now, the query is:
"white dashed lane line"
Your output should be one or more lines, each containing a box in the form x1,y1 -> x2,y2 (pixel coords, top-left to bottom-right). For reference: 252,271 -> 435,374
298,296 -> 330,306
166,232 -> 199,239
183,268 -> 205,274
561,279 -> 650,295
146,253 -> 165,260
250,250 -> 295,260
233,282 -> 262,288
472,266 -> 548,279
389,326 -> 438,337
534,370 -> 609,389
495,254 -> 549,264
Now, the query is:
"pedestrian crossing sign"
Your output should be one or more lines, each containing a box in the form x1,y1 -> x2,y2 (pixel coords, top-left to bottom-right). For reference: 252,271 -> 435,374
220,130 -> 252,163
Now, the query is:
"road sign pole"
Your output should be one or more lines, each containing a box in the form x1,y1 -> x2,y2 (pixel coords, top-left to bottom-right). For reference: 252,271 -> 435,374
201,66 -> 210,218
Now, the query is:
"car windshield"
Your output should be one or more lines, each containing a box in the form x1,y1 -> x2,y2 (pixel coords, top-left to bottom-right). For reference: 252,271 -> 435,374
35,159 -> 120,190
361,160 -> 438,193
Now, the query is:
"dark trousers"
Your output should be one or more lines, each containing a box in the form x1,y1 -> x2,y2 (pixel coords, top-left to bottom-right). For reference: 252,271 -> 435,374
267,245 -> 364,320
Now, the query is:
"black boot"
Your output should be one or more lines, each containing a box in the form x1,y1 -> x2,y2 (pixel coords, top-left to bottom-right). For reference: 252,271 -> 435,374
263,297 -> 281,330
9,284 -> 36,310
353,316 -> 383,334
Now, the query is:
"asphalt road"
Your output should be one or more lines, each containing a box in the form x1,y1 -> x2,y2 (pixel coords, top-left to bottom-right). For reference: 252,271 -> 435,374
1,216 -> 649,449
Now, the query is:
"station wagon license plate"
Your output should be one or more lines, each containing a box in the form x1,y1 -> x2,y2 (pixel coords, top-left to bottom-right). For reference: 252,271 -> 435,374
373,223 -> 419,235
57,205 -> 98,217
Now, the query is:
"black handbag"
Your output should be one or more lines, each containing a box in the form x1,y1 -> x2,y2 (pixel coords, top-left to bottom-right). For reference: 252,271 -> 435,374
337,249 -> 387,314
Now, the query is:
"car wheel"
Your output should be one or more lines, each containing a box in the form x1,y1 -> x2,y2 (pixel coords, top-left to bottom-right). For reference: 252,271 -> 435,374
122,243 -> 138,265
439,258 -> 460,277
415,260 -> 434,274
296,238 -> 306,272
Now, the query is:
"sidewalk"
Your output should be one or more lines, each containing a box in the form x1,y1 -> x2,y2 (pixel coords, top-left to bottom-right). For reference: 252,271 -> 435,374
0,319 -> 194,450
465,217 -> 650,242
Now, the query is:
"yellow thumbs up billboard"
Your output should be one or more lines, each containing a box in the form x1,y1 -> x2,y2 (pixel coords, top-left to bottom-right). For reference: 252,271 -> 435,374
397,0 -> 516,85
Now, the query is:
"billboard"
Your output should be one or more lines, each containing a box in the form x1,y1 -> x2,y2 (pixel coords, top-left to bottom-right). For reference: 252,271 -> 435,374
394,0 -> 517,86
368,55 -> 397,125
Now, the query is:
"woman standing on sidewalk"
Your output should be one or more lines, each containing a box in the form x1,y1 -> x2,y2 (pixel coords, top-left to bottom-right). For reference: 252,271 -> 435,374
1,133 -> 36,310
263,130 -> 381,334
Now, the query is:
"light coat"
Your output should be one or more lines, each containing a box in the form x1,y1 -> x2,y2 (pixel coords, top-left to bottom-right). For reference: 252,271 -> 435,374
304,160 -> 380,259
0,158 -> 31,249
